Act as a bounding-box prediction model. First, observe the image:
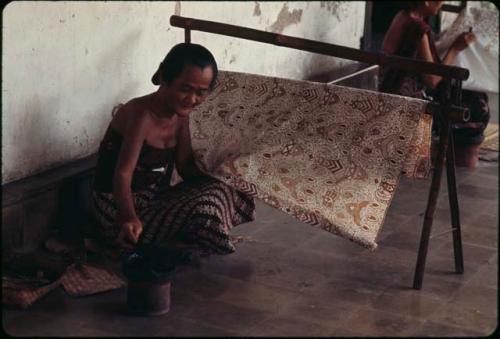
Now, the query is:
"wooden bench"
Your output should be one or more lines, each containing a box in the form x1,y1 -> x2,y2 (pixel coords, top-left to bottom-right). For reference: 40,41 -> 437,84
2,153 -> 98,256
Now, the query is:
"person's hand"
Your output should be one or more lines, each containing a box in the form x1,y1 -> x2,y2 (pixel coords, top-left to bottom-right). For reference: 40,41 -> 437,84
451,31 -> 476,52
116,218 -> 143,249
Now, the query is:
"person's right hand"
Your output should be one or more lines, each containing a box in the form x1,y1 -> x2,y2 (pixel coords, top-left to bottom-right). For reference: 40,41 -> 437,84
451,31 -> 476,52
116,218 -> 143,249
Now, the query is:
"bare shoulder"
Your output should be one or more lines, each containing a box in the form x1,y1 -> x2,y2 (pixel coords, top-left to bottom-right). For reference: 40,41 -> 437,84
112,97 -> 153,133
382,11 -> 407,54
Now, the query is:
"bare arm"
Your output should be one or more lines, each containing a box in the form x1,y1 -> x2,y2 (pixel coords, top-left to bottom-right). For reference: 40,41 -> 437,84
418,31 -> 476,89
112,106 -> 150,246
175,116 -> 204,179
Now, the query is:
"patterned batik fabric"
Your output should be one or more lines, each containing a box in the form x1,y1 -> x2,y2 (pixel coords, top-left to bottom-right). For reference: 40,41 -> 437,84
92,175 -> 256,255
190,71 -> 431,249
436,6 -> 499,93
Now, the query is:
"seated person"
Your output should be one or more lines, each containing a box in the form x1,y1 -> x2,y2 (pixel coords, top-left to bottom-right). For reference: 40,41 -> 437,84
378,1 -> 489,159
91,43 -> 255,255
379,1 -> 475,97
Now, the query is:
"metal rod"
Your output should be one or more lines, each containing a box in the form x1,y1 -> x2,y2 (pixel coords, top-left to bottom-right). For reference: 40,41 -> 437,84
328,65 -> 379,84
170,15 -> 469,81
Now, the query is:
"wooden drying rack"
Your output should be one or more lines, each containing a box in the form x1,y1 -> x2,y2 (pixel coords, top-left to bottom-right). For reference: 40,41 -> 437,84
169,11 -> 469,290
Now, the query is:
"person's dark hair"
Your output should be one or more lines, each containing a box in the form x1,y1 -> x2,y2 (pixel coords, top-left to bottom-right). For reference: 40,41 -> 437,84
151,43 -> 218,91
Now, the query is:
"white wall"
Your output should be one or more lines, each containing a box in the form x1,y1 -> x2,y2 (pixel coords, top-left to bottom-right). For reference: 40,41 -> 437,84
2,1 -> 365,184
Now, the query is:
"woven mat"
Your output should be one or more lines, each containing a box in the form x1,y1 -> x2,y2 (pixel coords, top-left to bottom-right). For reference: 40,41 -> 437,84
3,262 -> 126,308
60,264 -> 125,297
191,71 -> 431,249
2,277 -> 61,309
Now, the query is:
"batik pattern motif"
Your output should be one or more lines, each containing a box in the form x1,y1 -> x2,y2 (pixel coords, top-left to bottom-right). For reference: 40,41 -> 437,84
190,71 -> 431,249
92,176 -> 256,255
436,6 -> 499,93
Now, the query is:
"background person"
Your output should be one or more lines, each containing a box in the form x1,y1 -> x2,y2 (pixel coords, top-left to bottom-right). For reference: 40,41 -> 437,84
378,1 -> 489,167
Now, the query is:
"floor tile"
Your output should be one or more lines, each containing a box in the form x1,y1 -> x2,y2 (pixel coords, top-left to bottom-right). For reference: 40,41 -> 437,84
175,299 -> 272,333
2,159 -> 497,337
334,307 -> 423,336
430,301 -> 497,335
275,294 -> 360,328
407,320 -> 487,337
366,288 -> 445,320
244,315 -> 337,336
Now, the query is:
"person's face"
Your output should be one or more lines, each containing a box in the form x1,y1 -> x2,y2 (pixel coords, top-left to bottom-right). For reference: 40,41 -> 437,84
423,1 -> 444,16
163,64 -> 214,118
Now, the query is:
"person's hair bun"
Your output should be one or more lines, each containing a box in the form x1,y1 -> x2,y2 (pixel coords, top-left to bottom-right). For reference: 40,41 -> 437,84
151,64 -> 161,85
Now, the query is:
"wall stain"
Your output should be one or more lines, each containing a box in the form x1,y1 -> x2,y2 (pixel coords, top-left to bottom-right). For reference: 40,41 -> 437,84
253,1 -> 261,16
268,3 -> 303,34
229,55 -> 236,64
320,1 -> 346,20
175,1 -> 181,15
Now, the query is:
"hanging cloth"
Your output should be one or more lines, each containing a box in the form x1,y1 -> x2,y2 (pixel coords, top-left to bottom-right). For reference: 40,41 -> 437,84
190,71 -> 431,249
435,6 -> 499,93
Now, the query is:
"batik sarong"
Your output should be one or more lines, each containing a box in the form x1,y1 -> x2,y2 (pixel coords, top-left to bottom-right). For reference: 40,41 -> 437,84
92,175 -> 256,255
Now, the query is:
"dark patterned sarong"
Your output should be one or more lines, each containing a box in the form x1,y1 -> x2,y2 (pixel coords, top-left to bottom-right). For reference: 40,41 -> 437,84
92,175 -> 255,255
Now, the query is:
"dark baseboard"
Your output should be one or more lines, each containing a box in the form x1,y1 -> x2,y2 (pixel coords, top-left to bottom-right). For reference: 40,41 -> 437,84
2,153 -> 99,255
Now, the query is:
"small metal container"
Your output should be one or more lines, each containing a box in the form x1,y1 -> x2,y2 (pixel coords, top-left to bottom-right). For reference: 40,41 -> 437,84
127,280 -> 171,316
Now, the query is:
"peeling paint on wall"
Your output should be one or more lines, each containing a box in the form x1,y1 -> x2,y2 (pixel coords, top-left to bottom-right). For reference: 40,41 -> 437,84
253,1 -> 261,16
320,1 -> 346,21
175,1 -> 181,15
2,1 -> 366,184
268,3 -> 303,34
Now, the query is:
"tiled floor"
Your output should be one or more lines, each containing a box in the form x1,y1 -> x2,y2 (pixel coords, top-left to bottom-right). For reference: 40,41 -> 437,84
2,161 -> 498,336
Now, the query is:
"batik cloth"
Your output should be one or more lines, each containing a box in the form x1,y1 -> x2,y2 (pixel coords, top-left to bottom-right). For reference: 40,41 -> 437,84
190,71 -> 431,249
376,14 -> 435,178
435,6 -> 499,93
92,175 -> 256,255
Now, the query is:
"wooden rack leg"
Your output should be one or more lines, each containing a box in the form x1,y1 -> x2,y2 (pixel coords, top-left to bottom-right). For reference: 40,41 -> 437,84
413,120 -> 450,290
445,130 -> 464,273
